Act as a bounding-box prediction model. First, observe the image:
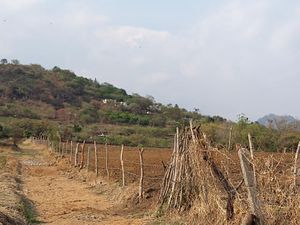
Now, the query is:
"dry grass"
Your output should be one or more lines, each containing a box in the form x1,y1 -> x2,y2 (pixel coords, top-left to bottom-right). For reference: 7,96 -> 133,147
0,150 -> 27,225
46,137 -> 300,225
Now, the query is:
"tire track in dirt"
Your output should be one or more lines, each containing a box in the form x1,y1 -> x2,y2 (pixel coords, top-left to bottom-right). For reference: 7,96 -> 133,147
20,144 -> 145,225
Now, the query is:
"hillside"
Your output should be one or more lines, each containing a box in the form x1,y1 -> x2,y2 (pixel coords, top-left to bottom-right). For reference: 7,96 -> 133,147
0,63 -> 225,147
257,113 -> 298,129
1,63 -> 300,151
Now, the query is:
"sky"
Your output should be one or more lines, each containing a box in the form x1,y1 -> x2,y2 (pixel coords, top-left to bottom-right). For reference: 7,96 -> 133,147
1,0 -> 300,121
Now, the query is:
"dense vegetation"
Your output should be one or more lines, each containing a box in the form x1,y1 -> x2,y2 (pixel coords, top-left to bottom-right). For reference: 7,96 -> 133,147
0,61 -> 300,150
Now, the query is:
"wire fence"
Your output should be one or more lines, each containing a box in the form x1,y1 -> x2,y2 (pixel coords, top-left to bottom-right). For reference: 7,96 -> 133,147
30,136 -> 171,199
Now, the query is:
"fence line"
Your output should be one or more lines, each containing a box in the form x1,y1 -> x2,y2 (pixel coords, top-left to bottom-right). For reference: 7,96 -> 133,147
30,136 -> 167,201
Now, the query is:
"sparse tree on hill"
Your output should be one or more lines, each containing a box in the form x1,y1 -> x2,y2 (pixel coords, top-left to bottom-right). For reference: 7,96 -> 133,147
11,59 -> 20,65
1,58 -> 8,64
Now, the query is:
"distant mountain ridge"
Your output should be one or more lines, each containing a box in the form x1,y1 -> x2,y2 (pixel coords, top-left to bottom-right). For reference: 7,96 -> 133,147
257,114 -> 298,129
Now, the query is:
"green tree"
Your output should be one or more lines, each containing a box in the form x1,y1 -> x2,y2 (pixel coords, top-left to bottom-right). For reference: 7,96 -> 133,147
11,59 -> 20,65
0,58 -> 8,64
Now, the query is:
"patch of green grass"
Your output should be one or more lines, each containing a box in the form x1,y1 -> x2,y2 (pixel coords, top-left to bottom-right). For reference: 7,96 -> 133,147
150,220 -> 185,225
21,198 -> 42,224
12,150 -> 36,157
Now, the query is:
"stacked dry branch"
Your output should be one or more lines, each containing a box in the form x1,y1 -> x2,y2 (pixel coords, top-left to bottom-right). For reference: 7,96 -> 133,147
159,124 -> 238,221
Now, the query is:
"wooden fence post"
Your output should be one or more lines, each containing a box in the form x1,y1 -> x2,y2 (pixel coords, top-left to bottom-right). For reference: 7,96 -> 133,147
66,141 -> 68,155
70,141 -> 73,163
228,126 -> 233,151
105,143 -> 109,178
248,133 -> 254,159
74,143 -> 79,167
58,141 -> 61,153
94,141 -> 98,177
87,146 -> 90,171
46,137 -> 49,150
120,144 -> 125,186
80,140 -> 86,169
238,148 -> 263,224
167,128 -> 179,207
139,148 -> 144,202
61,142 -> 65,158
293,141 -> 300,188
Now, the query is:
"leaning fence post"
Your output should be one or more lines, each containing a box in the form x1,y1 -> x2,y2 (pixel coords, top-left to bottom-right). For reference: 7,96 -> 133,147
139,148 -> 144,202
293,141 -> 300,188
105,143 -> 109,178
120,144 -> 125,186
94,141 -> 98,177
238,148 -> 263,224
74,143 -> 79,167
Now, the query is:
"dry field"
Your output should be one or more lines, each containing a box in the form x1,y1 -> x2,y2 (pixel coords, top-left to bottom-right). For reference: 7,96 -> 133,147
56,139 -> 300,224
3,137 -> 299,225
62,143 -> 172,190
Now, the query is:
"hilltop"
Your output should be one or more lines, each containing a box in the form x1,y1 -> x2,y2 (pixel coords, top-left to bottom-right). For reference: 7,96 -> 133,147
257,114 -> 298,129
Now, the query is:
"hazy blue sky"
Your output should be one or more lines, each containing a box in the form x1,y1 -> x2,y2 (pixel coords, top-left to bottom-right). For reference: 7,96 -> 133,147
1,0 -> 300,121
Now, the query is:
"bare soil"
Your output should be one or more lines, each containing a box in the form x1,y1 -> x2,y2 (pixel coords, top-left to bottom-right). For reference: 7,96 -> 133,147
19,142 -> 151,225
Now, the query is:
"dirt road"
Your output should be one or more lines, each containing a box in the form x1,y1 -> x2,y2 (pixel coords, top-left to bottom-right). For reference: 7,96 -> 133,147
20,143 -> 146,225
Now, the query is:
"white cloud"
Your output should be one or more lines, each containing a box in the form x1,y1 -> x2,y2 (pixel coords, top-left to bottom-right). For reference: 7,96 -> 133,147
0,0 -> 40,11
1,0 -> 300,120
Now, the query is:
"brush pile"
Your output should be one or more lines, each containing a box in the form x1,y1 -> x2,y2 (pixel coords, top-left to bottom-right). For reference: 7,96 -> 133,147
159,124 -> 238,221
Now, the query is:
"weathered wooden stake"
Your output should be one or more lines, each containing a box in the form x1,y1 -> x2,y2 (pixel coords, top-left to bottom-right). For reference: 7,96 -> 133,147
228,126 -> 233,151
189,120 -> 196,143
167,128 -> 179,207
70,141 -> 73,163
293,141 -> 300,188
139,148 -> 144,202
87,146 -> 90,171
61,143 -> 65,158
74,143 -> 79,167
283,147 -> 287,154
65,140 -> 68,157
80,140 -> 86,169
120,144 -> 125,186
59,137 -> 62,154
105,143 -> 109,178
238,148 -> 263,224
248,133 -> 254,159
94,141 -> 98,176
248,133 -> 256,187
